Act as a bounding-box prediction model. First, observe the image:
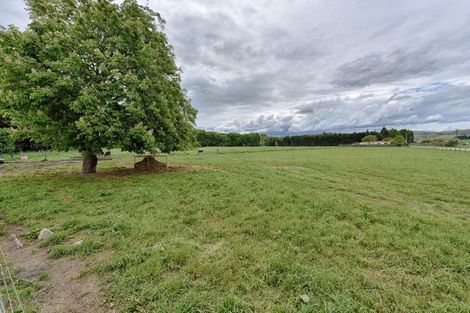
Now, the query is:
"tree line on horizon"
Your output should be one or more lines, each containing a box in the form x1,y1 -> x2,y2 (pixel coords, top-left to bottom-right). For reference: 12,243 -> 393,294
196,127 -> 414,147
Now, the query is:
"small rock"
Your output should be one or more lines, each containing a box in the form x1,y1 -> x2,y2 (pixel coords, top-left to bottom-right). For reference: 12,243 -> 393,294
299,294 -> 310,304
152,243 -> 164,251
23,267 -> 47,279
38,228 -> 53,241
11,234 -> 23,249
73,240 -> 83,246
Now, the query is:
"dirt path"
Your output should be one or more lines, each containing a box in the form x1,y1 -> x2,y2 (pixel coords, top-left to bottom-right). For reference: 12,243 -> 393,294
0,225 -> 111,313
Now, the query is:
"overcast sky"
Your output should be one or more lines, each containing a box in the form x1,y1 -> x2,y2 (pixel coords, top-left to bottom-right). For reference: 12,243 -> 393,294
2,0 -> 470,134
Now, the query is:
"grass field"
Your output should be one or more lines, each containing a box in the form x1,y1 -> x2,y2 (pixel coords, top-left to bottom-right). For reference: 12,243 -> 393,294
1,147 -> 470,312
1,149 -> 134,162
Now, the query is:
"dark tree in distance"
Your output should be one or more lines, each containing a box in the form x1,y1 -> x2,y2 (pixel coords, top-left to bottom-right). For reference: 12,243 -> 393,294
379,127 -> 390,140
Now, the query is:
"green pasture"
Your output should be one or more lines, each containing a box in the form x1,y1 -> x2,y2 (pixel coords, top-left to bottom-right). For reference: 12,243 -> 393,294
0,147 -> 469,312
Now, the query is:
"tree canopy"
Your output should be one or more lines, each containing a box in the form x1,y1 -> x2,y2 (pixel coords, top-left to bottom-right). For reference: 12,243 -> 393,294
0,0 -> 196,172
362,135 -> 378,142
392,135 -> 407,146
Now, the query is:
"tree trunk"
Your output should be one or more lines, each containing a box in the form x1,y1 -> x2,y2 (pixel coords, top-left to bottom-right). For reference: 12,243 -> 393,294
82,154 -> 98,174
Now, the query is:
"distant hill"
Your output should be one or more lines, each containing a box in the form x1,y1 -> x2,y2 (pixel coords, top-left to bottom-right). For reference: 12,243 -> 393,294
414,129 -> 470,141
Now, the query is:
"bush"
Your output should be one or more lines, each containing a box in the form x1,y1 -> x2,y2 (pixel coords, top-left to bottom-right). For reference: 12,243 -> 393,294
362,135 -> 378,142
392,135 -> 407,146
444,139 -> 459,147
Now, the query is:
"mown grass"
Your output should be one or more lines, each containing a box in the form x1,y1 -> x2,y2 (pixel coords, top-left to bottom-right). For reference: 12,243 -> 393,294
0,147 -> 469,312
2,148 -> 133,162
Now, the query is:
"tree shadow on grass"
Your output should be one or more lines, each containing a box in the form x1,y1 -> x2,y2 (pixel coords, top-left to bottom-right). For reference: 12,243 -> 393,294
64,165 -> 196,179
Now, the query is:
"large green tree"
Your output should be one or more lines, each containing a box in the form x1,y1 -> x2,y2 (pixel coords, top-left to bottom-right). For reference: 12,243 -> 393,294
0,0 -> 196,173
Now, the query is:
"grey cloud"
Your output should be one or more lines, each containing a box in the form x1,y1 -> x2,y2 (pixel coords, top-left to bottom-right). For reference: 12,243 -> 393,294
332,29 -> 470,88
185,71 -> 278,109
157,1 -> 470,132
297,99 -> 336,115
333,47 -> 448,88
217,114 -> 295,134
297,93 -> 377,115
0,1 -> 28,29
164,7 -> 324,116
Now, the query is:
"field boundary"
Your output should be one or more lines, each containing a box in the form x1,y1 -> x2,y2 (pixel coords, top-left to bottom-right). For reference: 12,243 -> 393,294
411,145 -> 470,152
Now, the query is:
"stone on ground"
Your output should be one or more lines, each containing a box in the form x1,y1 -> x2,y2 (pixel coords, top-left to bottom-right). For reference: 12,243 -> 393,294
299,294 -> 310,303
38,228 -> 54,241
12,234 -> 23,249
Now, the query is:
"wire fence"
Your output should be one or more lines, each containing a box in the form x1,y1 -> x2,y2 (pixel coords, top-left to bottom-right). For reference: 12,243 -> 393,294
411,145 -> 470,152
0,244 -> 25,313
